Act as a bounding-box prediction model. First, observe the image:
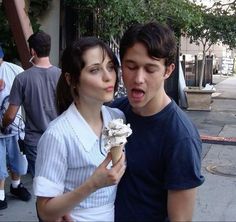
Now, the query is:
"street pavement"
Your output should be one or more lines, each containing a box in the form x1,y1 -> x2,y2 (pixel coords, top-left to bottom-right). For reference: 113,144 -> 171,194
0,74 -> 236,221
187,74 -> 236,221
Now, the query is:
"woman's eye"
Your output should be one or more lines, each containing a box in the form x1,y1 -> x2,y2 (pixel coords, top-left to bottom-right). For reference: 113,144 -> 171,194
107,65 -> 115,72
90,68 -> 99,73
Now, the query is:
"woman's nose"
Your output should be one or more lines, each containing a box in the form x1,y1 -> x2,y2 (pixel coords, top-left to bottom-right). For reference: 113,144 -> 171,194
103,69 -> 113,81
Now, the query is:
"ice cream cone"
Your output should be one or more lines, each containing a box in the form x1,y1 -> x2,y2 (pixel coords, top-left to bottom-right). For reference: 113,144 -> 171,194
110,145 -> 123,165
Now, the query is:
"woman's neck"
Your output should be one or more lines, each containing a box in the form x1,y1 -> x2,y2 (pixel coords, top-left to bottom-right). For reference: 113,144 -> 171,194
75,100 -> 103,137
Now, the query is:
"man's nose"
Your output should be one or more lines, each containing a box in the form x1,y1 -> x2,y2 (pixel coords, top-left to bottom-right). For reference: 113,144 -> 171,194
134,69 -> 145,84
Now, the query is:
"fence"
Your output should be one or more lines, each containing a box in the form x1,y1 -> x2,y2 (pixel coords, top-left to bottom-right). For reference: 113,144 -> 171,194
181,55 -> 213,87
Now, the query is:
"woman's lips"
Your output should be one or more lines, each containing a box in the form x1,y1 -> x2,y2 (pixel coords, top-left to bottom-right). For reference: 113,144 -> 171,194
105,86 -> 114,92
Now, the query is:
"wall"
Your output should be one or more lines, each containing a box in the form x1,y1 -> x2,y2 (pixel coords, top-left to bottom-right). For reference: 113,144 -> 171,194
38,0 -> 60,66
180,36 -> 235,74
180,36 -> 230,58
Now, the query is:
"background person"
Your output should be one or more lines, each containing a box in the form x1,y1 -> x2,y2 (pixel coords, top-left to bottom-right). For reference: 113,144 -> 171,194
1,31 -> 61,177
34,37 -> 126,221
0,46 -> 31,210
112,22 -> 205,222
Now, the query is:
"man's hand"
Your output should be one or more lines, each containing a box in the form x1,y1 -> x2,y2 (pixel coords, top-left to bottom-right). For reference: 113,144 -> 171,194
0,122 -> 12,134
2,104 -> 19,129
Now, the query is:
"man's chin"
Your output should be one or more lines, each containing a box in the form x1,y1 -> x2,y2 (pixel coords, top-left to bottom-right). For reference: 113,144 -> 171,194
128,96 -> 144,105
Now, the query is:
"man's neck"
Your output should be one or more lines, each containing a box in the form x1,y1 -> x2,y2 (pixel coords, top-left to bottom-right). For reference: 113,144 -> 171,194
33,57 -> 52,68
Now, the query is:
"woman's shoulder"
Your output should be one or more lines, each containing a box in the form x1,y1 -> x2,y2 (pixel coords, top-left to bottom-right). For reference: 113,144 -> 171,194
102,105 -> 125,120
46,112 -> 69,133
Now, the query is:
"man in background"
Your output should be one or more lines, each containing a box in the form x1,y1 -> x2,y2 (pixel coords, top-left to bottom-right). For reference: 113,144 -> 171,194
0,46 -> 31,210
2,31 -> 61,177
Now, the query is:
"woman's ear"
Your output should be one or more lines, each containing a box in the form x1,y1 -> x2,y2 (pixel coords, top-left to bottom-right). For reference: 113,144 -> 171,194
65,72 -> 71,86
164,63 -> 175,79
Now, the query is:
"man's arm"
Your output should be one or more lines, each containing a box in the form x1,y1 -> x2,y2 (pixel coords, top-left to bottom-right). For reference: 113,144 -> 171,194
2,104 -> 20,128
167,188 -> 197,222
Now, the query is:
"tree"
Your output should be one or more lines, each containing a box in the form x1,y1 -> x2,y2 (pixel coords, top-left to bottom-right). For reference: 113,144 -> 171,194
187,0 -> 236,88
0,4 -> 19,61
212,1 -> 236,49
63,0 -> 204,102
64,0 -> 202,42
0,0 -> 52,62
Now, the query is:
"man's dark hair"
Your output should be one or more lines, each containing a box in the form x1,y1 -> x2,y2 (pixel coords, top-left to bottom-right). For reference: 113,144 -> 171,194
120,22 -> 177,66
27,30 -> 51,57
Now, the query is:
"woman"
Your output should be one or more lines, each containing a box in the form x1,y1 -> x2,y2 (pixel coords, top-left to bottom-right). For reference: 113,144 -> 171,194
33,37 -> 126,221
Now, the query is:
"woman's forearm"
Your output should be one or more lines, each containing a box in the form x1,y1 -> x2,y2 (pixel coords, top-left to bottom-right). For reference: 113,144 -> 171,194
37,178 -> 98,221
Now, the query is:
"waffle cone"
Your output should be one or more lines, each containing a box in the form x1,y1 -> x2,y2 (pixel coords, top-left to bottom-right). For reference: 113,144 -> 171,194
110,145 -> 123,165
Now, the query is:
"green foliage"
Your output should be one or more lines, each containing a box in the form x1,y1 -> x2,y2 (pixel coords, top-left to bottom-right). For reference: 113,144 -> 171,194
98,0 -> 148,39
63,0 -> 149,41
188,1 -> 236,50
1,0 -> 235,64
64,0 -> 235,50
0,0 -> 52,62
28,0 -> 53,32
0,4 -> 18,61
29,0 -> 53,16
146,0 -> 203,38
186,0 -> 236,87
63,0 -> 203,42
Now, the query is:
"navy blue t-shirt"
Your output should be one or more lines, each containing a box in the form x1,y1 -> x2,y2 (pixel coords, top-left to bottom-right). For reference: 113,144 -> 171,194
112,97 -> 205,222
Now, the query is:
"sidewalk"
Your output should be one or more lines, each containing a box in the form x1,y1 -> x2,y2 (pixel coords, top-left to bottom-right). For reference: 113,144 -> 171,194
0,174 -> 37,221
186,74 -> 236,221
0,74 -> 236,221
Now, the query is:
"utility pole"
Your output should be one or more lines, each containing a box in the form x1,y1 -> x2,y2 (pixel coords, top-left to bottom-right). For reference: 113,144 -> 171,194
3,0 -> 33,69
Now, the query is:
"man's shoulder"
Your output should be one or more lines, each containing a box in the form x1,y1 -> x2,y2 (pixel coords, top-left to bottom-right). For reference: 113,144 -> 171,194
168,100 -> 200,138
4,62 -> 24,71
13,68 -> 30,80
50,65 -> 61,72
110,97 -> 129,111
19,65 -> 60,76
1,62 -> 24,75
47,66 -> 61,78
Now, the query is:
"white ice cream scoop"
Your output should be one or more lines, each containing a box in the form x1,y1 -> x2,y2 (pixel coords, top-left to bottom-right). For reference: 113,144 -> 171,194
103,118 -> 132,164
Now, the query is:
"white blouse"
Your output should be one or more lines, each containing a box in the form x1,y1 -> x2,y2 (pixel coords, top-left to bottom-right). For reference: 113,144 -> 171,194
33,103 -> 125,221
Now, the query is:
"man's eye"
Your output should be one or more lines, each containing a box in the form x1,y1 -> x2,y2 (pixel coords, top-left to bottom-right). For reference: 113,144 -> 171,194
127,66 -> 136,70
146,69 -> 156,73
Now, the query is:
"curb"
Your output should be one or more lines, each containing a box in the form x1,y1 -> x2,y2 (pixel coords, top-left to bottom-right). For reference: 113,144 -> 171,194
201,135 -> 236,146
213,96 -> 236,100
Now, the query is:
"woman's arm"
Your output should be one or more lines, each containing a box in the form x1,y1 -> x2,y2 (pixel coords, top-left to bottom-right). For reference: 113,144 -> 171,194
37,153 -> 126,221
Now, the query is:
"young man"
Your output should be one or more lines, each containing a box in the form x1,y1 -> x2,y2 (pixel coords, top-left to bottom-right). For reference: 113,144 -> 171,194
0,46 -> 31,210
2,31 -> 61,177
112,22 -> 205,221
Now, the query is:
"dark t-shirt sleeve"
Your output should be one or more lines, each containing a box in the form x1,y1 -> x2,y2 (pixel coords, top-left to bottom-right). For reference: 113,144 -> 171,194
164,136 -> 205,190
9,77 -> 23,106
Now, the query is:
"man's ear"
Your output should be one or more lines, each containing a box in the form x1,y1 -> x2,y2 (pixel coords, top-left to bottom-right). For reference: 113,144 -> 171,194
30,48 -> 36,56
164,63 -> 175,79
